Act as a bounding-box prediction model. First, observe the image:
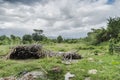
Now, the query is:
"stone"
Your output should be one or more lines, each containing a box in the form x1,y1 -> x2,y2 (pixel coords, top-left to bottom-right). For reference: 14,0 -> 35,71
0,76 -> 16,80
88,69 -> 97,74
87,58 -> 94,62
65,72 -> 75,80
85,77 -> 91,80
19,71 -> 46,80
51,66 -> 62,73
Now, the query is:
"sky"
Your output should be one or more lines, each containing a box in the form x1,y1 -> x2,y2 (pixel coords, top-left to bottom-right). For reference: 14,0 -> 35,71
0,0 -> 119,38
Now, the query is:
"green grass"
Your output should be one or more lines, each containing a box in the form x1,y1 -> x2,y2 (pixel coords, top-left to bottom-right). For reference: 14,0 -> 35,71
0,45 -> 10,55
0,43 -> 119,80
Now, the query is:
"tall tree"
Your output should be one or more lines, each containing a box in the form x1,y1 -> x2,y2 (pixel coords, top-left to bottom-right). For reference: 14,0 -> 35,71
22,34 -> 32,44
32,29 -> 44,41
33,29 -> 43,35
57,35 -> 63,43
10,35 -> 16,40
86,28 -> 109,45
0,35 -> 10,45
107,17 -> 120,38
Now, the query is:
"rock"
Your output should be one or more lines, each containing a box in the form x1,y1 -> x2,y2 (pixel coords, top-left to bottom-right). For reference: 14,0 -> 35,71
64,72 -> 75,80
50,66 -> 62,73
71,60 -> 79,63
0,76 -> 16,80
19,71 -> 46,80
62,61 -> 71,65
87,58 -> 94,62
88,69 -> 97,74
85,77 -> 91,80
62,60 -> 79,65
56,52 -> 65,57
0,71 -> 46,80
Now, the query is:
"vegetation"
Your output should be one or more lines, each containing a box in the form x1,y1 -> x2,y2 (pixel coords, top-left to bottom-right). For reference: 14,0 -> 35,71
0,43 -> 119,80
57,35 -> 63,43
85,17 -> 120,45
0,17 -> 120,80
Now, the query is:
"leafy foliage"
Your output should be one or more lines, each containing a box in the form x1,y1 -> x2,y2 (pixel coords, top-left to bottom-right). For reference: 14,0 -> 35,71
107,17 -> 120,38
57,35 -> 63,43
86,17 -> 120,45
22,34 -> 32,44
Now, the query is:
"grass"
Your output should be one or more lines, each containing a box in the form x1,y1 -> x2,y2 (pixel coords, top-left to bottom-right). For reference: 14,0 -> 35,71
0,45 -> 10,56
0,43 -> 120,80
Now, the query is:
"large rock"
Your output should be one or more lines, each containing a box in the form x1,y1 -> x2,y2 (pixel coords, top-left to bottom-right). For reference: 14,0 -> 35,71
0,76 -> 16,80
0,71 -> 46,80
19,71 -> 46,80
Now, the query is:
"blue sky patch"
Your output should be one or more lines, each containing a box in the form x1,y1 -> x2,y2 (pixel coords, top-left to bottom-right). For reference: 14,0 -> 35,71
107,0 -> 115,4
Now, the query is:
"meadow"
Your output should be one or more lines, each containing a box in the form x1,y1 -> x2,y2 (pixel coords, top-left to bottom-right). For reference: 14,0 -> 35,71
0,42 -> 119,80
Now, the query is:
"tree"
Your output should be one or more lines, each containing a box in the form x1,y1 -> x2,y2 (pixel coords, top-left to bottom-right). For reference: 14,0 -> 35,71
22,34 -> 32,44
10,35 -> 16,40
32,29 -> 44,42
109,39 -> 114,55
0,35 -> 10,45
57,35 -> 63,43
95,28 -> 109,44
10,35 -> 16,44
86,28 -> 109,45
107,17 -> 120,38
33,29 -> 43,35
15,36 -> 21,44
0,35 -> 7,41
10,35 -> 21,44
86,17 -> 120,45
32,33 -> 43,42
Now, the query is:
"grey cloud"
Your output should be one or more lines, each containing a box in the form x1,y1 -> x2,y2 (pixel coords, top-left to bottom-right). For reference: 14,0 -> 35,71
3,0 -> 49,5
0,27 -> 32,36
0,0 -> 120,38
0,8 -> 6,15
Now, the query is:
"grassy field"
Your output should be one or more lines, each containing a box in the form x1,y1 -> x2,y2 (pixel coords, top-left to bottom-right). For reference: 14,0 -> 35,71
0,42 -> 120,80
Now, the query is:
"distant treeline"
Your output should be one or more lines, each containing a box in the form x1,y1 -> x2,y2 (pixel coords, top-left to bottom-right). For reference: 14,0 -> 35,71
0,29 -> 81,45
0,17 -> 120,45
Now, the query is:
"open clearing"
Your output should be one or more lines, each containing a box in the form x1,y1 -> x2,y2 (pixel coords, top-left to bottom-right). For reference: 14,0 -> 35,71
0,43 -> 119,80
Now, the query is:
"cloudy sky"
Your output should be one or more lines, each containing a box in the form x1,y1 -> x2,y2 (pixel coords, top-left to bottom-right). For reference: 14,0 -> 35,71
0,0 -> 119,38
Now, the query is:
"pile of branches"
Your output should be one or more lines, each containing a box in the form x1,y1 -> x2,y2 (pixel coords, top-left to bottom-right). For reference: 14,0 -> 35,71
8,45 -> 45,59
7,44 -> 82,60
63,52 -> 82,60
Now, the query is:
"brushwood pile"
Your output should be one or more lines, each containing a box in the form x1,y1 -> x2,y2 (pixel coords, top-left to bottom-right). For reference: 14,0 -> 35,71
8,45 -> 45,59
63,52 -> 82,59
7,44 -> 82,60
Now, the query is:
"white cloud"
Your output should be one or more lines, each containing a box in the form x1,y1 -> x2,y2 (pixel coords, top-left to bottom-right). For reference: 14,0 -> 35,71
0,0 -> 119,38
